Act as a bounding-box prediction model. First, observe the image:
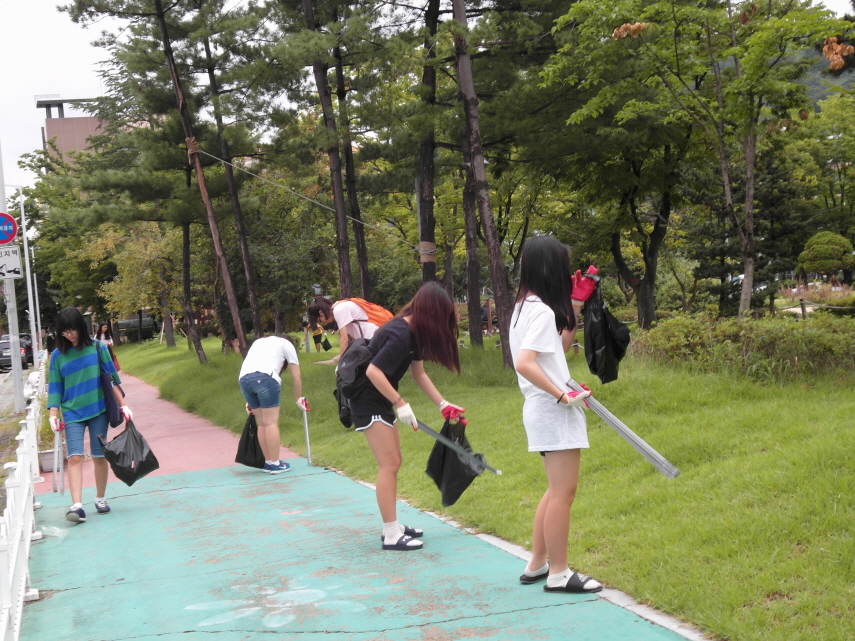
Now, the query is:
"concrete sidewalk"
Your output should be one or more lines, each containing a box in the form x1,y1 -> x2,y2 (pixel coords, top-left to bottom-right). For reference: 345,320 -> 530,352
25,376 -> 702,641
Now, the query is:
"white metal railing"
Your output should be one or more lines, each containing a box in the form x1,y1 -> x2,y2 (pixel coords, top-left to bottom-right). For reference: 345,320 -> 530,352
0,358 -> 47,640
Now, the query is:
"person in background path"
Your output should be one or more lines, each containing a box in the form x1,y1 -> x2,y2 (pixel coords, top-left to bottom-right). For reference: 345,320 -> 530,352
349,282 -> 466,551
509,236 -> 603,594
94,321 -> 120,371
48,307 -> 133,523
238,335 -> 309,474
307,297 -> 381,364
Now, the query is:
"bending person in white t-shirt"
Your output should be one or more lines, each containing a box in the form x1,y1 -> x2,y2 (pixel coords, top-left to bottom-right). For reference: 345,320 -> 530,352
307,297 -> 381,364
238,335 -> 309,474
508,236 -> 602,595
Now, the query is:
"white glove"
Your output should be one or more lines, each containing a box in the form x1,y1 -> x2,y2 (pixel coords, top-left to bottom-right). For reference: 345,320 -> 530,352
49,416 -> 63,432
296,397 -> 310,411
120,406 -> 134,421
395,402 -> 418,430
559,391 -> 591,407
245,403 -> 254,415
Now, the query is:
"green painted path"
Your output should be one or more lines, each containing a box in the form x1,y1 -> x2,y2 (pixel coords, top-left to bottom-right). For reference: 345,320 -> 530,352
25,460 -> 696,641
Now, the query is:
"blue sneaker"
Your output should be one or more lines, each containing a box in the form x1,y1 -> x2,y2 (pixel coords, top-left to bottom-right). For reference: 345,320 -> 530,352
66,506 -> 86,523
263,461 -> 291,474
95,498 -> 111,515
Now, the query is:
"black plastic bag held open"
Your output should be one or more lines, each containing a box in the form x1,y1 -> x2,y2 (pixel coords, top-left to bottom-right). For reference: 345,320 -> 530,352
98,420 -> 160,487
583,282 -> 631,384
425,420 -> 485,507
235,414 -> 266,469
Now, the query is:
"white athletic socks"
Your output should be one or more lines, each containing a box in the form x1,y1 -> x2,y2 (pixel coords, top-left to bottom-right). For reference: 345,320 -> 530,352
523,562 -> 549,578
265,460 -> 278,466
546,569 -> 573,589
383,521 -> 404,544
71,503 -> 82,510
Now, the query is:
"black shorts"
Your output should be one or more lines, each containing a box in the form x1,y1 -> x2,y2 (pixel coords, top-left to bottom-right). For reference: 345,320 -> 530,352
352,413 -> 396,431
313,334 -> 322,345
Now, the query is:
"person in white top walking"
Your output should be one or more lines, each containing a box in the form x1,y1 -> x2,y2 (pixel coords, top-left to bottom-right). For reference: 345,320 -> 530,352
238,335 -> 309,474
508,236 -> 602,594
307,297 -> 382,364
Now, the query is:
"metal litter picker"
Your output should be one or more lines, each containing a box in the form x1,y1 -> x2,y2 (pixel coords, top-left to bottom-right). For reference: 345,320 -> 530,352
416,420 -> 502,475
567,380 -> 679,479
302,408 -> 312,466
52,428 -> 65,495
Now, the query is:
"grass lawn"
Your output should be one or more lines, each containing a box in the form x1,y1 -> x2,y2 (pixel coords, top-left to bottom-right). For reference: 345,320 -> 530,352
116,335 -> 855,641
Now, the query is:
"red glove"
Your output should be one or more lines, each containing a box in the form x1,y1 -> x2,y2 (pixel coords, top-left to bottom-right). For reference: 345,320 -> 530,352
439,400 -> 468,426
296,397 -> 310,411
245,403 -> 254,415
571,266 -> 599,304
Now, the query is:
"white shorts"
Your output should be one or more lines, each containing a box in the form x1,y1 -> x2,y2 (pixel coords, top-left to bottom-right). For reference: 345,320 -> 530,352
521,392 -> 589,452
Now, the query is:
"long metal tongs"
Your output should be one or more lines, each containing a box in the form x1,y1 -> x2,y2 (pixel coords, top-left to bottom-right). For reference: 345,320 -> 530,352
568,380 -> 680,479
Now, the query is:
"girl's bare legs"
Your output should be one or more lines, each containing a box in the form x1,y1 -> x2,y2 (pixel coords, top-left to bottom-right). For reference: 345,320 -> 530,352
253,406 -> 282,461
67,455 -> 84,504
93,457 -> 109,498
529,449 -> 581,575
362,421 -> 402,522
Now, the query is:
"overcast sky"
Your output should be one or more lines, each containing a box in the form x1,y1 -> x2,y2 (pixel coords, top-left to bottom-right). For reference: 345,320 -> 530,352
1,0 -> 853,199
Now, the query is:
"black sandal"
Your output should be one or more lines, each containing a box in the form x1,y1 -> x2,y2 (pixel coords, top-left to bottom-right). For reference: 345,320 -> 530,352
519,563 -> 549,584
543,572 -> 603,593
381,534 -> 424,551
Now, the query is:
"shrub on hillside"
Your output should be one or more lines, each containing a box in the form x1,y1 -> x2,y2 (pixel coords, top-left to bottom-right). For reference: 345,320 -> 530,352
631,313 -> 855,382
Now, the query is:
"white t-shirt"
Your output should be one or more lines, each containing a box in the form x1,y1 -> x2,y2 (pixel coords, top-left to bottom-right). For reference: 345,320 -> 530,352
333,300 -> 380,340
509,296 -> 588,452
239,336 -> 299,385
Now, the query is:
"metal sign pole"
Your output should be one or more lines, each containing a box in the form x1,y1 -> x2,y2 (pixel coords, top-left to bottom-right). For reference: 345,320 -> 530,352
0,140 -> 24,413
17,187 -> 38,370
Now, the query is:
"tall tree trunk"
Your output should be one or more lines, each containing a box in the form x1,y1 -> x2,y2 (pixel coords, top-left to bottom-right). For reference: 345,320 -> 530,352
418,0 -> 441,283
153,0 -> 248,355
182,222 -> 207,363
443,237 -> 454,298
452,0 -> 512,366
738,123 -> 758,318
300,0 -> 353,298
202,34 -> 264,337
159,267 -> 176,348
333,46 -> 369,298
461,133 -> 483,349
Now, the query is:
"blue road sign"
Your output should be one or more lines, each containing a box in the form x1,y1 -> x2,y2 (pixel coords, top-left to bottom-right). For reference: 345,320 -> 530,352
0,213 -> 18,245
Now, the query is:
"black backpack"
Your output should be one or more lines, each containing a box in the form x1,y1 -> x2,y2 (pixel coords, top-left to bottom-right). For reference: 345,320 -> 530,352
333,338 -> 373,428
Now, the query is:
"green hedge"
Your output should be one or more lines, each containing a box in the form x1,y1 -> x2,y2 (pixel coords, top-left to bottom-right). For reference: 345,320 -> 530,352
632,313 -> 855,383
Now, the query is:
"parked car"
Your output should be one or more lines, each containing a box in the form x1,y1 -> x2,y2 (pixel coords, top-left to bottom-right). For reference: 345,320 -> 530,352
1,334 -> 33,365
18,334 -> 33,365
0,339 -> 27,370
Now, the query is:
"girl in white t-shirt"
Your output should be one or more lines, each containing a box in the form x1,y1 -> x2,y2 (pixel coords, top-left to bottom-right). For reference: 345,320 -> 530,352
508,236 -> 602,594
307,297 -> 381,364
239,335 -> 309,474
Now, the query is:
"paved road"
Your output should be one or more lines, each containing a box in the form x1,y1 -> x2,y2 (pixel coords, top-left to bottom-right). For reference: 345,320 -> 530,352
25,375 -> 704,641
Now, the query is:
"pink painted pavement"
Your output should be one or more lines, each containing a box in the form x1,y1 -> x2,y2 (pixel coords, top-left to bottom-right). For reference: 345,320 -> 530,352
35,374 -> 297,495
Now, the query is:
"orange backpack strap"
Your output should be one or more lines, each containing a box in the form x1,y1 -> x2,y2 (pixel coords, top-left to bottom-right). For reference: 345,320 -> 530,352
346,298 -> 394,327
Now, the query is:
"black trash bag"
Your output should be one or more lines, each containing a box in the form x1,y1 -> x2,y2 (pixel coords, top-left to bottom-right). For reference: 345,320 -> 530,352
425,420 -> 484,507
583,282 -> 631,384
235,414 -> 266,468
98,420 -> 160,487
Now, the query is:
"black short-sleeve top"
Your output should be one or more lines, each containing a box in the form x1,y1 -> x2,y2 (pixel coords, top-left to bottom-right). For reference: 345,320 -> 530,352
350,316 -> 422,415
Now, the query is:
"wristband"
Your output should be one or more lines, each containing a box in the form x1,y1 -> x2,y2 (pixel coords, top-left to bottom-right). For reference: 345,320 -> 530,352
556,393 -> 566,404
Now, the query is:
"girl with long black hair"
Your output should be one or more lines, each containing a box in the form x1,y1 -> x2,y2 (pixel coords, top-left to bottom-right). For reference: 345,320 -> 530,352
350,282 -> 466,551
48,308 -> 133,523
509,236 -> 602,593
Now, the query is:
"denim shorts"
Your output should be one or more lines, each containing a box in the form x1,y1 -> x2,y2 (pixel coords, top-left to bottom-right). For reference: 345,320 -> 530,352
240,372 -> 281,409
65,412 -> 109,458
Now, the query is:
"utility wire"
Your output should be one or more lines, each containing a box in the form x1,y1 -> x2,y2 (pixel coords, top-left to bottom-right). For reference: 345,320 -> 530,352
196,149 -> 420,251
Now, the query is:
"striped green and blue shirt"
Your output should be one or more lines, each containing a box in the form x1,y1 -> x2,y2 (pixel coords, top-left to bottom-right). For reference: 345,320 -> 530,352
47,340 -> 121,422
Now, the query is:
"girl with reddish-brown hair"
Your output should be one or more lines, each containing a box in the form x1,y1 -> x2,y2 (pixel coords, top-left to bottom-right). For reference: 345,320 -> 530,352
350,282 -> 466,551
